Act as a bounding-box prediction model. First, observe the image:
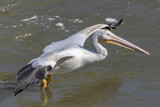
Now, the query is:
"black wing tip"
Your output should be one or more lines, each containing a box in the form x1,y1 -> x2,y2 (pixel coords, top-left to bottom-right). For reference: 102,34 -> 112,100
14,89 -> 24,96
114,18 -> 123,27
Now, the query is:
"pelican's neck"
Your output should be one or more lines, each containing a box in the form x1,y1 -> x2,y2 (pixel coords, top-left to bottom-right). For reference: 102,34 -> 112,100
92,32 -> 108,59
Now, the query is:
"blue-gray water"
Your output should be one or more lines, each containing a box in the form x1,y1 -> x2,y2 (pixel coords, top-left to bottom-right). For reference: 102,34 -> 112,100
0,0 -> 160,107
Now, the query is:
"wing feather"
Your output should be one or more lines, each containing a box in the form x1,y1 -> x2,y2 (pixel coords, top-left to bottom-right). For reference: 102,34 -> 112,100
14,64 -> 52,96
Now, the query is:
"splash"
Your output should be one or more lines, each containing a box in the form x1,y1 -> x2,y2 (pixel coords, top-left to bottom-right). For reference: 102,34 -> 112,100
21,15 -> 38,22
56,23 -> 65,29
69,18 -> 84,23
15,33 -> 32,41
105,18 -> 118,23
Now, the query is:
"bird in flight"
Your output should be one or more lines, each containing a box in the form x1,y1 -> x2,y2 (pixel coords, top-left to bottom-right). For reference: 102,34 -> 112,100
14,19 -> 149,96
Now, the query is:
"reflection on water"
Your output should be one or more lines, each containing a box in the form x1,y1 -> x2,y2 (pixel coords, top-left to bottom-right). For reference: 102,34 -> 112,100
41,88 -> 53,106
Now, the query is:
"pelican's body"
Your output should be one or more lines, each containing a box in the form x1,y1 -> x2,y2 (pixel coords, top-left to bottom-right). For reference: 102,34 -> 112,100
14,19 -> 149,96
31,33 -> 107,74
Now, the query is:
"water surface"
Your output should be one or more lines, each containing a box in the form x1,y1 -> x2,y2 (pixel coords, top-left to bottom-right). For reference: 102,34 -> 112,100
0,0 -> 160,107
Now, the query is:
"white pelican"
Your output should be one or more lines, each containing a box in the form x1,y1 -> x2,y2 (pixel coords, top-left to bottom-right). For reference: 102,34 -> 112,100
14,19 -> 149,96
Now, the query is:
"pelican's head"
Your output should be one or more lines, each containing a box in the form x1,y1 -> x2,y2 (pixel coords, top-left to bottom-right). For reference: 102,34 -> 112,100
98,29 -> 150,55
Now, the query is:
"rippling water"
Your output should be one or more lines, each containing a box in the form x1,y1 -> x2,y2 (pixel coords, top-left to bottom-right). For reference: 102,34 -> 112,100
0,0 -> 160,107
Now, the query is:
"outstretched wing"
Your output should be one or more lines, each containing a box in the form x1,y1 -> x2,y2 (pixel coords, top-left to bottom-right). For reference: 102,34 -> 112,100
14,64 -> 52,96
43,24 -> 108,53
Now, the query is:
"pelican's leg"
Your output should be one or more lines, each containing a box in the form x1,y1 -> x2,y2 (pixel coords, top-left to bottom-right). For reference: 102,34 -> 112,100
41,79 -> 47,90
46,75 -> 52,85
40,75 -> 52,90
